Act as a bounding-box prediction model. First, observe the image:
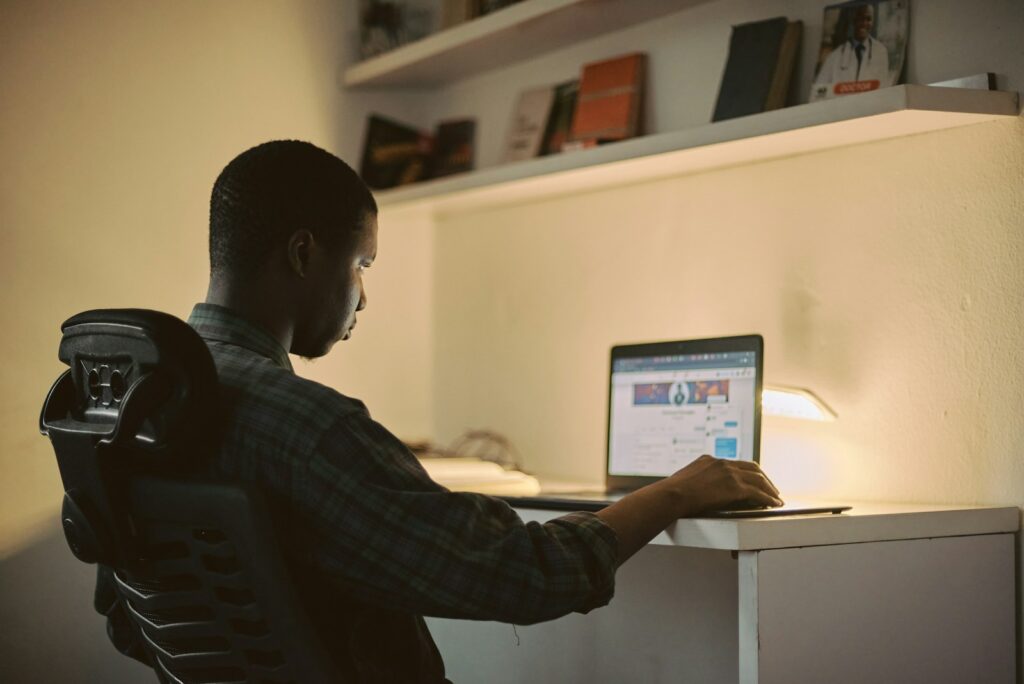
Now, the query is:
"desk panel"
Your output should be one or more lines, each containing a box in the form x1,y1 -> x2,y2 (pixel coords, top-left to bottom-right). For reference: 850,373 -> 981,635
428,544 -> 740,683
747,533 -> 1016,683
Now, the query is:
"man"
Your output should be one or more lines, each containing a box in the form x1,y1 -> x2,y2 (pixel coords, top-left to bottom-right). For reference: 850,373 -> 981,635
812,3 -> 891,99
109,140 -> 781,681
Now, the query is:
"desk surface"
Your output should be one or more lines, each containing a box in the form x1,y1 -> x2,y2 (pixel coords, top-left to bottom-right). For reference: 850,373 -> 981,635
514,501 -> 1021,551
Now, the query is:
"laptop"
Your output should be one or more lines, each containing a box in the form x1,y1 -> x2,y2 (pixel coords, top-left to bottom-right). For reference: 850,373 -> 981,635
503,335 -> 850,518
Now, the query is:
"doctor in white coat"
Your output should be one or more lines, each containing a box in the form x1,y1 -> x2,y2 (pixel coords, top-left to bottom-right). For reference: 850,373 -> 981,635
814,4 -> 890,88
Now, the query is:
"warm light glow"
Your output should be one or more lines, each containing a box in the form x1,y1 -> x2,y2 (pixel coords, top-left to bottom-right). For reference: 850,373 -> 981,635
762,386 -> 836,421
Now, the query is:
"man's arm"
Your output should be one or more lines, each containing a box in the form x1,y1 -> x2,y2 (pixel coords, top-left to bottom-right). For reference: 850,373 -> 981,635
597,455 -> 782,565
301,410 -> 779,624
301,411 -> 618,625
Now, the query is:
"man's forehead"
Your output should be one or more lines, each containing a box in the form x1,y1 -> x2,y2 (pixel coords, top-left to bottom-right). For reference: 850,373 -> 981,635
358,213 -> 379,253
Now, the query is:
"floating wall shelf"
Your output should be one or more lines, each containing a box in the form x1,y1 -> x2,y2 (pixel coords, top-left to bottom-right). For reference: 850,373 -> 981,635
375,85 -> 1020,215
344,0 -> 707,88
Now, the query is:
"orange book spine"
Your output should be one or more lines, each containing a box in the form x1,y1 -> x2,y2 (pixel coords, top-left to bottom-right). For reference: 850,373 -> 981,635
570,52 -> 645,143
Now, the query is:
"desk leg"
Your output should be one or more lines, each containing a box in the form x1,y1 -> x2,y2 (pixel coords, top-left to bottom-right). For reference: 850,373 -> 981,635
737,551 -> 759,684
738,534 -> 1015,684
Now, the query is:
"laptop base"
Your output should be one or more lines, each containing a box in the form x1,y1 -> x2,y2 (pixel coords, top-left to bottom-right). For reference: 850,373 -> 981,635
501,493 -> 851,518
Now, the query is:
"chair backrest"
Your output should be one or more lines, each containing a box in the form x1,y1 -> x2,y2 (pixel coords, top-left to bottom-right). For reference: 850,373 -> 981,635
40,309 -> 338,684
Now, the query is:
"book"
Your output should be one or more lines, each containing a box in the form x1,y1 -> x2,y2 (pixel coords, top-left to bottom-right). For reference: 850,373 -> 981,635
539,79 -> 579,156
569,52 -> 646,146
476,0 -> 523,17
766,21 -> 802,110
359,114 -> 433,189
809,0 -> 910,102
503,86 -> 556,163
712,18 -> 802,122
359,1 -> 435,60
441,0 -> 477,29
428,119 -> 476,178
359,1 -> 403,60
928,73 -> 996,90
417,457 -> 541,496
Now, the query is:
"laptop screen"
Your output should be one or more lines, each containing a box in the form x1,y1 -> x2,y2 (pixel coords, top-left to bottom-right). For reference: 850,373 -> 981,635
607,336 -> 763,481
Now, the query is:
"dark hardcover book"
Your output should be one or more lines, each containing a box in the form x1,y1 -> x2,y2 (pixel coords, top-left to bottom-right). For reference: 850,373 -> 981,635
359,114 -> 433,190
441,0 -> 477,28
765,20 -> 802,110
539,79 -> 579,156
476,0 -> 523,17
429,119 -> 476,179
713,17 -> 798,122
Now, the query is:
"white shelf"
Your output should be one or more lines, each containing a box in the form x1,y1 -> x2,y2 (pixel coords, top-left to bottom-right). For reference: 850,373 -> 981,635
345,0 -> 706,88
376,85 -> 1020,215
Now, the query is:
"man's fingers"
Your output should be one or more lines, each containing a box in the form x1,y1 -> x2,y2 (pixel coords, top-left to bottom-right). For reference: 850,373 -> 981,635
737,469 -> 781,497
725,460 -> 779,489
727,459 -> 762,472
737,480 -> 784,508
745,488 -> 784,508
718,488 -> 783,511
723,460 -> 782,497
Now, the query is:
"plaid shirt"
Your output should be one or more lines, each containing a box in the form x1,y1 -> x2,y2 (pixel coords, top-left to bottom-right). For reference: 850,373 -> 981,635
186,303 -> 618,681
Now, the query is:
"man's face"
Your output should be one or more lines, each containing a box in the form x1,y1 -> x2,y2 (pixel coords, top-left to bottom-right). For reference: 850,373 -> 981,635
853,6 -> 874,41
292,212 -> 378,359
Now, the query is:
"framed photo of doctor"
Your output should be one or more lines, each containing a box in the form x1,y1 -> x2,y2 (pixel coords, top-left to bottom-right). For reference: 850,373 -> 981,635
809,0 -> 909,102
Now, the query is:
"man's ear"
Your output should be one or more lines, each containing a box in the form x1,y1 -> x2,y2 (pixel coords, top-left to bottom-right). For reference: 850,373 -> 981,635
287,229 -> 315,278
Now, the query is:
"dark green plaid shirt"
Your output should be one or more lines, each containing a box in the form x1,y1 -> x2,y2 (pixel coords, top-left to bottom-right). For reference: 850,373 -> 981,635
187,303 -> 618,681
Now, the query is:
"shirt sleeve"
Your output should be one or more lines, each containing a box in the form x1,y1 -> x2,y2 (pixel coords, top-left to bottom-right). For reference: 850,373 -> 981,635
295,408 -> 619,625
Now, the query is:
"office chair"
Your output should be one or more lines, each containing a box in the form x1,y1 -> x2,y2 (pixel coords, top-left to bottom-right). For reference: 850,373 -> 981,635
40,309 -> 338,684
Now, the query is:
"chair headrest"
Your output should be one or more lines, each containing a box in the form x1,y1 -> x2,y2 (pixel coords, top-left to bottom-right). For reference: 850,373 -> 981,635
52,308 -> 219,465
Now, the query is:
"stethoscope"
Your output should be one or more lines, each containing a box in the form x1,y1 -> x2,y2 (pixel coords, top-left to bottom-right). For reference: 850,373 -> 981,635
835,38 -> 876,81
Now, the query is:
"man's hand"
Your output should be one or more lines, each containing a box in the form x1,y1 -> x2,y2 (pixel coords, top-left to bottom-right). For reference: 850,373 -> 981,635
657,454 -> 782,518
595,455 -> 782,566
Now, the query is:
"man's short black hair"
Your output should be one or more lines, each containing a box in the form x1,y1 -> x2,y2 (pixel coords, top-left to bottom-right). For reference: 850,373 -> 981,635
209,140 -> 377,277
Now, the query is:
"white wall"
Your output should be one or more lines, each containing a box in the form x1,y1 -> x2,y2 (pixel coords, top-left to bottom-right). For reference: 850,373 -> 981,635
401,1 -> 1024,676
431,117 -> 1024,503
402,0 -> 1024,507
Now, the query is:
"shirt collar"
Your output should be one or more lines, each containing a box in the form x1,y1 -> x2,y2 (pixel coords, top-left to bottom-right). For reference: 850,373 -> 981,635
188,303 -> 293,372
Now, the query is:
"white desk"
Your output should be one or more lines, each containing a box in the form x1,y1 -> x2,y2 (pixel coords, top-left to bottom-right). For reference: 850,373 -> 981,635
427,503 -> 1019,683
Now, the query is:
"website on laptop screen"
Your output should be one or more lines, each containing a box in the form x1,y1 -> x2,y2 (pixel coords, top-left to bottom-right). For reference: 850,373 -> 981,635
608,351 -> 758,477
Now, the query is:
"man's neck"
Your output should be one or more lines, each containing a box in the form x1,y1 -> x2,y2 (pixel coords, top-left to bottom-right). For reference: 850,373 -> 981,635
205,278 -> 295,353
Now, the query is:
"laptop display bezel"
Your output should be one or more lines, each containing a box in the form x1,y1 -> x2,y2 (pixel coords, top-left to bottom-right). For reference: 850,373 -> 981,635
605,334 -> 764,492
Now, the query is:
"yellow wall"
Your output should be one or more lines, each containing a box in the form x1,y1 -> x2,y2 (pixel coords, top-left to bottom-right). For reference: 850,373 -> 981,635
433,116 -> 1024,506
0,0 -> 434,557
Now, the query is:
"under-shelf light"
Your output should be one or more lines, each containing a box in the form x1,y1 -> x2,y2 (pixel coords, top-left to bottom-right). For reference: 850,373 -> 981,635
762,386 -> 836,421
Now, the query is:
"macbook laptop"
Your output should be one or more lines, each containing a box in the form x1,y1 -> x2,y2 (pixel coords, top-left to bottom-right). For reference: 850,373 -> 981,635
503,335 -> 849,518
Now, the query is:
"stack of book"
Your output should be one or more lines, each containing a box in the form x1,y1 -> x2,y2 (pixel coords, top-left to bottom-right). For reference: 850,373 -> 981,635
417,456 -> 541,496
360,51 -> 648,189
503,51 -> 646,163
360,115 -> 477,190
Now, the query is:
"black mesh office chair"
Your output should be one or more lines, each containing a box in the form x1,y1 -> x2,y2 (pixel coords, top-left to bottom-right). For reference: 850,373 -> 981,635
39,309 -> 339,684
